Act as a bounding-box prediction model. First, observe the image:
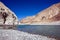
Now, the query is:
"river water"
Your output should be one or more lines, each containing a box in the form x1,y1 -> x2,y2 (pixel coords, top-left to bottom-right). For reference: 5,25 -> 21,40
17,25 -> 60,40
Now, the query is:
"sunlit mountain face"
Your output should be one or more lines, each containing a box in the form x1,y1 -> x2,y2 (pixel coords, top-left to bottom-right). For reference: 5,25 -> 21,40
0,2 -> 18,25
0,0 -> 60,40
19,3 -> 60,25
1,0 -> 60,20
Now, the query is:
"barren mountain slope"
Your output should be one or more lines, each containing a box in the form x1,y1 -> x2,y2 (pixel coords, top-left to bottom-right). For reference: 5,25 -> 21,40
20,3 -> 60,24
0,2 -> 18,25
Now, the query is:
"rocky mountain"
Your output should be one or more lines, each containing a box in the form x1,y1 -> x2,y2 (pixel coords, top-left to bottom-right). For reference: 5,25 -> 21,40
0,2 -> 18,25
0,29 -> 56,40
20,3 -> 60,24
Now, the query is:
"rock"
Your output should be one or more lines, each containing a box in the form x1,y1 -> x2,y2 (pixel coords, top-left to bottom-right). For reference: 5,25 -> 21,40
20,3 -> 60,24
0,2 -> 18,25
0,29 -> 56,40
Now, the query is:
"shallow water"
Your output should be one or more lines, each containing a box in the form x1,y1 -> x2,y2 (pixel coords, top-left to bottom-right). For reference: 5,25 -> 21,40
0,25 -> 60,40
17,25 -> 60,40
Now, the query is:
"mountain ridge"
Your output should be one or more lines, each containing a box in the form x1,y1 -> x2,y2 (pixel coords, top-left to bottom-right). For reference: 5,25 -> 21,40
20,2 -> 60,24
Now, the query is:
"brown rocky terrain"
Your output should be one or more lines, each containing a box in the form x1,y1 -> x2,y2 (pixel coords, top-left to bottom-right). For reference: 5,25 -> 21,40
0,2 -> 18,25
20,3 -> 60,24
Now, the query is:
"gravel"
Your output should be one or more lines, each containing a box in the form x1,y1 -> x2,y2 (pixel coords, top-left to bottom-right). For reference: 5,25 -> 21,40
0,29 -> 56,40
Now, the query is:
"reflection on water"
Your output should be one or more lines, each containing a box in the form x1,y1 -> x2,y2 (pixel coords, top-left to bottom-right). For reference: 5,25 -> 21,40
0,25 -> 16,29
17,25 -> 60,40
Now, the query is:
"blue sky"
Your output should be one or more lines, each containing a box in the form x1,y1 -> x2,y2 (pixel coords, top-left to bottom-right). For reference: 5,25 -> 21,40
0,0 -> 60,20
